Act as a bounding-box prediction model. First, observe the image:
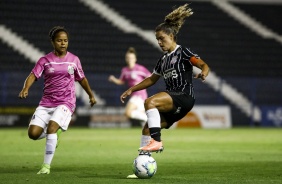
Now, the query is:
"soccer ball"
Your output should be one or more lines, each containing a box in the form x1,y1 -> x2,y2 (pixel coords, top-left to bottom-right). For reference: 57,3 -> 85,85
132,155 -> 157,179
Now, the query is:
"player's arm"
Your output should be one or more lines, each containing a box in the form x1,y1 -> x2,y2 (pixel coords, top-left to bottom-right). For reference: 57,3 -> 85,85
78,77 -> 97,107
19,73 -> 37,99
120,73 -> 160,103
190,56 -> 210,81
108,75 -> 124,85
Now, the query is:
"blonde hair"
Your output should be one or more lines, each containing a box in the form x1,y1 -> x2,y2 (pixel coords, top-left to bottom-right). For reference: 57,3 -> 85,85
155,4 -> 193,40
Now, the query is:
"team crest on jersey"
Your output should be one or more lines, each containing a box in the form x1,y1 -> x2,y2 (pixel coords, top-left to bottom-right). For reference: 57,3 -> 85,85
170,56 -> 178,64
130,72 -> 137,79
48,67 -> 55,73
68,65 -> 74,74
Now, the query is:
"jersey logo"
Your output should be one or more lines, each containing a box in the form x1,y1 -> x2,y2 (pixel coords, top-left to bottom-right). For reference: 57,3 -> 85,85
163,69 -> 178,79
170,56 -> 178,64
174,107 -> 181,114
68,65 -> 74,75
48,67 -> 55,73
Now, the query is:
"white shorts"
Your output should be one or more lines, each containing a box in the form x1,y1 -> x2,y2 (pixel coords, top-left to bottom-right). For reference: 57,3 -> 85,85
29,105 -> 72,132
128,95 -> 145,112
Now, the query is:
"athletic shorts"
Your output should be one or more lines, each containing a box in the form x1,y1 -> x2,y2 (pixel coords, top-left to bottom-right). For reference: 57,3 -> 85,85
161,91 -> 195,129
29,105 -> 72,132
128,95 -> 145,111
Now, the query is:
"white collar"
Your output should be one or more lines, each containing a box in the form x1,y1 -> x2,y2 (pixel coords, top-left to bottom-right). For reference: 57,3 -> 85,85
166,45 -> 180,56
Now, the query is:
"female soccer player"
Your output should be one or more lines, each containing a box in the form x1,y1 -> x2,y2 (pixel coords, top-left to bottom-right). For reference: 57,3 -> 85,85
121,4 -> 209,154
19,26 -> 96,174
109,47 -> 151,127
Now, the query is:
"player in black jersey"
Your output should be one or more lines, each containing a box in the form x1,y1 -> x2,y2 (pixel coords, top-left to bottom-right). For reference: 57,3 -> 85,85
121,4 -> 209,155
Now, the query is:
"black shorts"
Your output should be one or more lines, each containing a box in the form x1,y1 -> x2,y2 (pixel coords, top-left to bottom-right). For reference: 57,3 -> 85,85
160,91 -> 195,129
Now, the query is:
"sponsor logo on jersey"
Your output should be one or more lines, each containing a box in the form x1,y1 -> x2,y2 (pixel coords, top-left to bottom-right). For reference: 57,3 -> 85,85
163,69 -> 178,79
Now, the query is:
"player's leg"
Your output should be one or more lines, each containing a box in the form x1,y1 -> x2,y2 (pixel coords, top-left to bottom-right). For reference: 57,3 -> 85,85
127,119 -> 168,179
138,92 -> 173,152
37,120 -> 60,175
139,115 -> 168,152
28,107 -> 51,140
38,105 -> 72,174
125,101 -> 139,127
28,125 -> 45,140
125,96 -> 147,127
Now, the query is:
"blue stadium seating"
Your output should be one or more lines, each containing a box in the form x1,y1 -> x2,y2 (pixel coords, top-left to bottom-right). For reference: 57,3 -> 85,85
0,0 -> 281,125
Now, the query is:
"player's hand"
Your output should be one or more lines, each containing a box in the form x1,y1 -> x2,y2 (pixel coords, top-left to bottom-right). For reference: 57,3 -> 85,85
108,75 -> 115,82
18,89 -> 28,99
120,89 -> 132,103
194,73 -> 206,82
89,96 -> 97,107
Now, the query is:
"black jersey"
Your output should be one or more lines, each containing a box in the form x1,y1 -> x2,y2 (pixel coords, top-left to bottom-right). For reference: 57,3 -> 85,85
153,45 -> 199,95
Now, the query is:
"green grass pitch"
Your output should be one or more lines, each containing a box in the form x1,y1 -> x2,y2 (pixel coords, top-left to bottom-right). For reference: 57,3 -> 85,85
0,128 -> 281,184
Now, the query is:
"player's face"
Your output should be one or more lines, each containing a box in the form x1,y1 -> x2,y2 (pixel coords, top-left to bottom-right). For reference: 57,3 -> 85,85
155,31 -> 175,52
125,53 -> 137,68
52,31 -> 68,56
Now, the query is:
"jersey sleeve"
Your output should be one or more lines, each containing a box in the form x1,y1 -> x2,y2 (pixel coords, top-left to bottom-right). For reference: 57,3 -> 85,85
153,56 -> 163,76
74,57 -> 85,81
182,47 -> 200,66
31,57 -> 47,79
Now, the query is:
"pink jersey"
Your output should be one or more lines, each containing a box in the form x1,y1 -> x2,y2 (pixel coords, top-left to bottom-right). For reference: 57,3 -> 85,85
120,63 -> 151,100
31,52 -> 85,113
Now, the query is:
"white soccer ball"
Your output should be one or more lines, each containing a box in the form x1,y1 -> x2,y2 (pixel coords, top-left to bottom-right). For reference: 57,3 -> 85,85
132,155 -> 157,179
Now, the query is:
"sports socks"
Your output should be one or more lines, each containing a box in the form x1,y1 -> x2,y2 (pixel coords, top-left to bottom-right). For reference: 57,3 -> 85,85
146,108 -> 161,142
37,132 -> 46,140
140,135 -> 151,147
43,134 -> 57,165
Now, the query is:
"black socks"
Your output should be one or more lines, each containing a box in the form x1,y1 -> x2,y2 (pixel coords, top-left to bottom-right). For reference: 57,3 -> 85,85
149,127 -> 161,142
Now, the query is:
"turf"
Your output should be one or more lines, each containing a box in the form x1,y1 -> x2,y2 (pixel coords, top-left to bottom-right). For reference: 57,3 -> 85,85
0,128 -> 281,184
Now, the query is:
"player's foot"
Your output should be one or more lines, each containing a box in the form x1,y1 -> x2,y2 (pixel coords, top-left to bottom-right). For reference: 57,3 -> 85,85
138,138 -> 164,153
56,128 -> 62,148
37,163 -> 50,174
127,174 -> 138,179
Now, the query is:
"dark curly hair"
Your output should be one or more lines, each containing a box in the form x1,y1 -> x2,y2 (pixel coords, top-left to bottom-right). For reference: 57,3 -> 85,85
49,26 -> 69,41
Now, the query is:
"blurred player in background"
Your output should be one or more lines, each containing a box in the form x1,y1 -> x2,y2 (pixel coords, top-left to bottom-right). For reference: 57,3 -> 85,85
108,47 -> 151,127
19,26 -> 96,174
120,4 -> 210,178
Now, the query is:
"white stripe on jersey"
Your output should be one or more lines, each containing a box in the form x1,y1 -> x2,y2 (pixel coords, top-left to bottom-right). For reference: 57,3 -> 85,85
44,61 -> 84,78
153,45 -> 198,95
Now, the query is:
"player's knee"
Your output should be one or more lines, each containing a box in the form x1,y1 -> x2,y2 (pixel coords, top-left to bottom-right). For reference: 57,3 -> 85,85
28,129 -> 41,140
144,98 -> 156,110
47,121 -> 60,134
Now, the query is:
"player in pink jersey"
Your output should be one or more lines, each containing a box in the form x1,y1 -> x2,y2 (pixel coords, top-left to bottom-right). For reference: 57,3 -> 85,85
109,47 -> 151,127
19,26 -> 96,174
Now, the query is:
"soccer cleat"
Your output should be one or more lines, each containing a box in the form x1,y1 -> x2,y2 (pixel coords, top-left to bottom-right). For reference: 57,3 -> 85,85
139,151 -> 151,156
138,139 -> 164,153
126,174 -> 138,179
56,128 -> 62,148
37,163 -> 50,174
